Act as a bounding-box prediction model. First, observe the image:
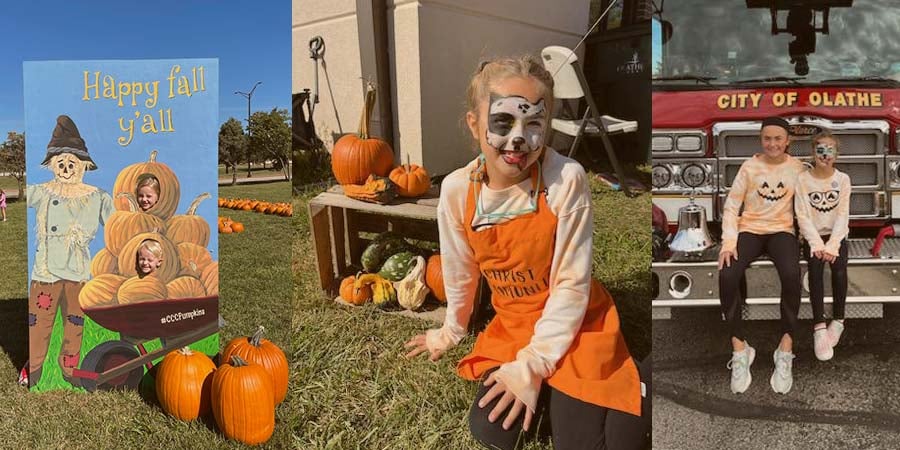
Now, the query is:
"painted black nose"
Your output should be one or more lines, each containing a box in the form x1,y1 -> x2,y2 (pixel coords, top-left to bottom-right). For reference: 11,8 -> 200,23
511,137 -> 525,148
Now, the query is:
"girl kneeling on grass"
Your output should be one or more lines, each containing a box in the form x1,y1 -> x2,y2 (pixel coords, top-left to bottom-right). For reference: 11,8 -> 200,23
404,56 -> 649,450
795,132 -> 850,361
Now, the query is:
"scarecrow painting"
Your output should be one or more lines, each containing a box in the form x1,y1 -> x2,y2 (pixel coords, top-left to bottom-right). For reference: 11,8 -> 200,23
27,115 -> 114,387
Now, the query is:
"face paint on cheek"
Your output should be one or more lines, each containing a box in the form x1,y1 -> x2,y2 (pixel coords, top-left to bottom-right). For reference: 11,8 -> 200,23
485,94 -> 546,154
815,144 -> 835,163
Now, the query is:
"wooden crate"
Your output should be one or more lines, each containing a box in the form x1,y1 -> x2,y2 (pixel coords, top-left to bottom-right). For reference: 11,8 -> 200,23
308,184 -> 489,325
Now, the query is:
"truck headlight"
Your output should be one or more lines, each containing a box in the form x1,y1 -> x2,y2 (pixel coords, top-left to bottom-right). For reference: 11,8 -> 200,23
652,164 -> 673,189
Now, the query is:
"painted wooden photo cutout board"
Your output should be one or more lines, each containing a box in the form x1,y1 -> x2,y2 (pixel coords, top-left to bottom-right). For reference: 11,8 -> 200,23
23,59 -> 219,392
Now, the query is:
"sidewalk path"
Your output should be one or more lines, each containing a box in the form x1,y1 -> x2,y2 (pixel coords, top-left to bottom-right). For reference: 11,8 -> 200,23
218,175 -> 288,186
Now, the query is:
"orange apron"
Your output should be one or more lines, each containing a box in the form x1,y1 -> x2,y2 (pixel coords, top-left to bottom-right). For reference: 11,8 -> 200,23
456,159 -> 642,416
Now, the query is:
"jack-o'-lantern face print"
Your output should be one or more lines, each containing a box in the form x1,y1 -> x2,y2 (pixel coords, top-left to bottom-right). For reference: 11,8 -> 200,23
757,179 -> 787,202
808,189 -> 840,213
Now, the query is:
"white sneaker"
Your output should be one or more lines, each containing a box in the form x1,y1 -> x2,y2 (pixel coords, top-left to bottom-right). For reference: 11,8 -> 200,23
827,320 -> 845,347
727,343 -> 755,394
771,349 -> 795,394
813,328 -> 833,361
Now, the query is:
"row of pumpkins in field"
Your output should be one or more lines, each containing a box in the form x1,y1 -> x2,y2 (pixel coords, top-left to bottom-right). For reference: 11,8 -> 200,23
332,84 -> 432,205
340,232 -> 446,311
154,326 -> 287,445
78,151 -> 218,310
218,197 -> 293,217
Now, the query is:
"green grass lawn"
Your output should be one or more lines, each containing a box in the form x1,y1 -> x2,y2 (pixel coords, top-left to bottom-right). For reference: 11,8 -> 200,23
0,175 -> 20,193
290,173 -> 650,449
218,164 -> 285,180
0,181 -> 293,448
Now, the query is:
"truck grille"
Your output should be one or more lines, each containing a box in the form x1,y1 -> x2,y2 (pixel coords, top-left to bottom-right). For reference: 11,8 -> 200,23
720,159 -> 883,189
721,132 -> 880,157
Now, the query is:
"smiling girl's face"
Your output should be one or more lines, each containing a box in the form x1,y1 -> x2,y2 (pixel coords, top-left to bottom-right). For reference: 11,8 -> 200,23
138,246 -> 161,275
813,136 -> 837,169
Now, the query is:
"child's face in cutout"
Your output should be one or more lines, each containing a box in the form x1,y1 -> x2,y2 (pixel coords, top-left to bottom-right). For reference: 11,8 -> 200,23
813,137 -> 837,169
137,185 -> 159,212
138,247 -> 162,275
467,76 -> 548,186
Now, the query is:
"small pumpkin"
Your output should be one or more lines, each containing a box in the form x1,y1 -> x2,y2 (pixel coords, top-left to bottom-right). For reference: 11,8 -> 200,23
389,154 -> 431,197
176,242 -> 214,278
105,193 -> 166,256
118,232 -> 181,283
231,222 -> 245,233
78,274 -> 126,309
331,82 -> 395,185
340,273 -> 372,305
90,248 -> 119,277
166,192 -> 212,247
211,355 -> 276,445
112,150 -> 181,220
155,346 -> 216,421
222,326 -> 289,405
201,261 -> 219,296
117,275 -> 168,304
167,276 -> 207,299
426,254 -> 446,303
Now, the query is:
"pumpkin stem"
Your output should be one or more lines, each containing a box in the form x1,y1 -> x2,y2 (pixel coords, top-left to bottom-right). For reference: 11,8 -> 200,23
117,192 -> 139,212
149,150 -> 158,162
186,192 -> 211,215
406,153 -> 411,172
250,325 -> 266,347
358,82 -> 377,140
178,346 -> 193,356
230,355 -> 249,367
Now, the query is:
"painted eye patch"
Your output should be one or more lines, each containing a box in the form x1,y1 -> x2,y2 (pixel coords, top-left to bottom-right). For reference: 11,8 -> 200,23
485,94 -> 547,153
815,144 -> 835,158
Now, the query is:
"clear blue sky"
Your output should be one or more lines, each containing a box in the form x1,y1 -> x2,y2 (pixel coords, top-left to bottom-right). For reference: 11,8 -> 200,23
0,1 -> 289,135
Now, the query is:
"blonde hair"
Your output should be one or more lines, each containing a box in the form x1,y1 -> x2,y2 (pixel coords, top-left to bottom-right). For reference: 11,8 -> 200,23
811,131 -> 840,155
135,174 -> 161,196
465,55 -> 555,117
138,239 -> 164,259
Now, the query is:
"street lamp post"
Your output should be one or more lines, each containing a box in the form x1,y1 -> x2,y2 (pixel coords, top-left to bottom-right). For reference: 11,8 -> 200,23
235,81 -> 262,178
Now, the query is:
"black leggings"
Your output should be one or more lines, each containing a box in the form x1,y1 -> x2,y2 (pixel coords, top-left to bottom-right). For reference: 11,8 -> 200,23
468,356 -> 651,450
803,236 -> 848,323
718,232 -> 801,341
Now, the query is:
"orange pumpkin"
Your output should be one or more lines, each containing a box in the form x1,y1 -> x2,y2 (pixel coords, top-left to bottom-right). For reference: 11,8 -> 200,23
155,346 -> 216,421
222,326 -> 289,405
90,248 -> 119,277
78,274 -> 127,309
201,261 -> 219,296
340,274 -> 372,305
117,275 -> 168,304
331,83 -> 394,185
105,193 -> 166,256
112,150 -> 181,220
211,356 -> 275,445
166,192 -> 212,247
389,154 -> 431,197
167,276 -> 207,299
231,222 -> 245,233
176,242 -> 214,278
425,254 -> 446,303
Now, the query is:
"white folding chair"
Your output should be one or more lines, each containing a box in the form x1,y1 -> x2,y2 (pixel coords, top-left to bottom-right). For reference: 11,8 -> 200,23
541,45 -> 637,196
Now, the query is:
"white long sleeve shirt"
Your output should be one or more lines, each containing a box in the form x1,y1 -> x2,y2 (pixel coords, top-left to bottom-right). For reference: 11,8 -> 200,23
795,169 -> 851,256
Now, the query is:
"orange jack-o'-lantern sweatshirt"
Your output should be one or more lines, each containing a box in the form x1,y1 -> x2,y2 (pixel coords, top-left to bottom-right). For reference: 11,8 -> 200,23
795,169 -> 851,256
721,154 -> 806,253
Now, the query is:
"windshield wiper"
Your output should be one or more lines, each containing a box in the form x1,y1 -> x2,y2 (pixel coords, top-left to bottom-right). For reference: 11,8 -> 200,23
652,75 -> 717,85
821,76 -> 899,85
731,76 -> 806,84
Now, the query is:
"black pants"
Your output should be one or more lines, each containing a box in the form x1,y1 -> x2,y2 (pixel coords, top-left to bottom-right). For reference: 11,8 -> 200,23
803,236 -> 848,323
718,232 -> 801,341
469,356 -> 651,450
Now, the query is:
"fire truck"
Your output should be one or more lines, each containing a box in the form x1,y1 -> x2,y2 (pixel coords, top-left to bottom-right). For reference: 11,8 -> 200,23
650,0 -> 900,320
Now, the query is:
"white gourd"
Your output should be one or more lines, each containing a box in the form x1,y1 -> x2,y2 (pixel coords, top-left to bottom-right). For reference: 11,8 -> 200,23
395,256 -> 430,310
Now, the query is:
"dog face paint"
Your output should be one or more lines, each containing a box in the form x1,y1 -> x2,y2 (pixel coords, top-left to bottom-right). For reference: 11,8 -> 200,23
485,94 -> 546,158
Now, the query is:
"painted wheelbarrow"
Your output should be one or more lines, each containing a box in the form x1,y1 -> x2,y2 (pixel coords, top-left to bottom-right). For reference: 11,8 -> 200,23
72,295 -> 219,392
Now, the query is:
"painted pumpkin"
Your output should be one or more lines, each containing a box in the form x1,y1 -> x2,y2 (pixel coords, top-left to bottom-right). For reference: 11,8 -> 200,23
389,155 -> 431,197
176,242 -> 214,278
117,232 -> 181,283
78,274 -> 126,309
117,275 -> 168,304
425,254 -> 446,303
112,150 -> 181,220
105,193 -> 165,256
331,83 -> 394,185
339,274 -> 372,305
201,261 -> 219,296
167,276 -> 207,299
211,355 -> 276,445
90,248 -> 119,277
156,346 -> 216,421
222,327 -> 289,405
166,192 -> 212,247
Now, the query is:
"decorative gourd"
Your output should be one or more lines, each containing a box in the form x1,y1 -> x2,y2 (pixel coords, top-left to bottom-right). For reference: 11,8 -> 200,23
201,261 -> 219,296
211,355 -> 276,445
339,274 -> 372,305
389,154 -> 431,197
117,232 -> 181,283
155,346 -> 216,421
396,256 -> 430,311
105,193 -> 166,256
360,232 -> 409,272
117,275 -> 168,304
167,276 -> 207,299
426,254 -> 446,303
222,326 -> 289,405
343,175 -> 398,204
166,193 -> 211,247
378,251 -> 417,281
355,273 -> 397,309
78,274 -> 126,309
90,248 -> 119,277
176,242 -> 214,278
331,83 -> 394,185
112,150 -> 181,220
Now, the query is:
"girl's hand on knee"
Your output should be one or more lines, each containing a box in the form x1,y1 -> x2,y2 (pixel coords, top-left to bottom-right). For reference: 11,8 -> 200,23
823,252 -> 837,263
403,333 -> 445,361
719,250 -> 737,269
813,250 -> 825,260
479,372 -> 534,431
